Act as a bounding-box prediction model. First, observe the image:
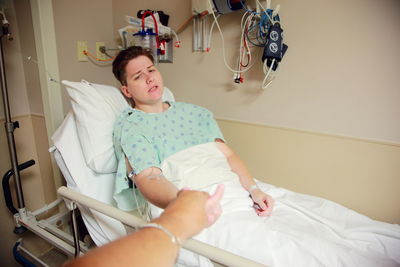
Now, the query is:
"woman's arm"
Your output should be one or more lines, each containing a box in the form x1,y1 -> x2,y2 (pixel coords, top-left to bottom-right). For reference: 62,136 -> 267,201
215,141 -> 274,216
63,186 -> 225,267
125,157 -> 178,209
134,167 -> 179,209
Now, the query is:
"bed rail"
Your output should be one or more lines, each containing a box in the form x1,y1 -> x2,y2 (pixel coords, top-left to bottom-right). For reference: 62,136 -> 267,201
57,186 -> 265,267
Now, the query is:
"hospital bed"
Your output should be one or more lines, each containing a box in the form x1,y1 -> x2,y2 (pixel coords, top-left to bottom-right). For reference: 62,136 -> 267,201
50,80 -> 400,266
50,80 -> 263,266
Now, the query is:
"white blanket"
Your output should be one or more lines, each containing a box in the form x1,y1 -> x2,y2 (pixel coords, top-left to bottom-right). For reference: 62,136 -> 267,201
153,142 -> 400,266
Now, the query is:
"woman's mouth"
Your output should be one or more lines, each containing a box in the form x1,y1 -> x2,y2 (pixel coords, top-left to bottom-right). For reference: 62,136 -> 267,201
148,86 -> 158,93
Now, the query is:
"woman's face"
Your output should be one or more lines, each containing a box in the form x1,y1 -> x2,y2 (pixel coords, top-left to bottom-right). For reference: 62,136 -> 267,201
120,55 -> 164,109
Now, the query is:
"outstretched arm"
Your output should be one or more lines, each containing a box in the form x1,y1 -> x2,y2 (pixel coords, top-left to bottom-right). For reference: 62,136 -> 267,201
215,141 -> 274,216
125,156 -> 178,209
63,185 -> 225,267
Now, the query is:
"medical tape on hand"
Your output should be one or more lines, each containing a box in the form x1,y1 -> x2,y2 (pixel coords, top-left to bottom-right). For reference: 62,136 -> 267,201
248,184 -> 260,194
128,171 -> 135,179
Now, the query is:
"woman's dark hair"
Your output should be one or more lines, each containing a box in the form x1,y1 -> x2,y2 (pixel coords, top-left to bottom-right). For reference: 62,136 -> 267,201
112,46 -> 154,86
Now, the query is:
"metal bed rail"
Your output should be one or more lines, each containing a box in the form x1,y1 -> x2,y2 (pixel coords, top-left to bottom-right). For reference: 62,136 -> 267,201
57,186 -> 265,267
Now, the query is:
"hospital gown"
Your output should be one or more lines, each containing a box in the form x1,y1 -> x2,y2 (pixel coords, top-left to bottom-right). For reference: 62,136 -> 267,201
113,101 -> 224,210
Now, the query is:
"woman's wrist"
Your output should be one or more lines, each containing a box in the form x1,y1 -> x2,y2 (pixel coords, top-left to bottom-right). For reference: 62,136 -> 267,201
248,184 -> 260,195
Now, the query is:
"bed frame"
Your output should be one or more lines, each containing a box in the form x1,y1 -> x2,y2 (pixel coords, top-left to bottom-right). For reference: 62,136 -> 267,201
57,186 -> 264,266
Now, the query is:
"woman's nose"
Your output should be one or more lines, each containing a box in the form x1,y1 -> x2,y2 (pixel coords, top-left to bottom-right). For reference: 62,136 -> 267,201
145,73 -> 154,84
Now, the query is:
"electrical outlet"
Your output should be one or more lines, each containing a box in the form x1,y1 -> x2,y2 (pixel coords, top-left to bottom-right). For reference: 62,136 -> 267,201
77,41 -> 88,62
96,42 -> 106,60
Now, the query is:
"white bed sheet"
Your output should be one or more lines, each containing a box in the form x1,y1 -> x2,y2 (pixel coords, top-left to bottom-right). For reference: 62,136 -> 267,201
152,142 -> 400,266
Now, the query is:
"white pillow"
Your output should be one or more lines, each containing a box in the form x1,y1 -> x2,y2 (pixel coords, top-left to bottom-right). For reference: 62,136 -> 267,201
62,80 -> 175,174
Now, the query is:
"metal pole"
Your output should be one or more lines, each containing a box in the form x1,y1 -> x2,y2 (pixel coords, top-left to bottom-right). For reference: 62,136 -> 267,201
0,19 -> 27,218
70,202 -> 81,258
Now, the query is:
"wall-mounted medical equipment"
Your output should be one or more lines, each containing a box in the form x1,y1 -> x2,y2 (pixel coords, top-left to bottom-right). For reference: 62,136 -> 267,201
238,3 -> 288,88
192,0 -> 288,89
212,0 -> 244,14
118,10 -> 180,63
191,0 -> 247,52
193,0 -> 244,14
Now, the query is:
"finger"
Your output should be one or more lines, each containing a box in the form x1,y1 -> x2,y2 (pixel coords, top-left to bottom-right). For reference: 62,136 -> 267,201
256,203 -> 272,216
209,184 -> 225,204
176,187 -> 191,197
262,201 -> 274,215
207,207 -> 222,223
258,199 -> 268,210
258,209 -> 272,216
266,197 -> 275,210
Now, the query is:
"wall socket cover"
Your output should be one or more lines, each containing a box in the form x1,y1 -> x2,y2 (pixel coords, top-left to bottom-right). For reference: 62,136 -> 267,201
77,41 -> 88,62
96,42 -> 106,60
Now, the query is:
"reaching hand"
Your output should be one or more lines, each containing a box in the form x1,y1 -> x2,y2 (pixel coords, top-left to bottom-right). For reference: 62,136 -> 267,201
250,189 -> 274,216
159,185 -> 225,241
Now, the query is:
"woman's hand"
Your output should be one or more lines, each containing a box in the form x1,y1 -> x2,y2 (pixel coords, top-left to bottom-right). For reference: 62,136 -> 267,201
250,189 -> 274,216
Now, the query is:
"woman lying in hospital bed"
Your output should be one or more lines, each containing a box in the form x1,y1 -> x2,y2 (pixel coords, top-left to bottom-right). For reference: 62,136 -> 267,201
110,46 -> 400,267
112,46 -> 273,217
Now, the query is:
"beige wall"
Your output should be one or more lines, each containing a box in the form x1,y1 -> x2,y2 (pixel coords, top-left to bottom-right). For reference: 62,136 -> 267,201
218,119 -> 400,224
31,115 -> 57,204
126,0 -> 400,144
53,0 -> 116,112
14,0 -> 44,116
0,0 -> 30,118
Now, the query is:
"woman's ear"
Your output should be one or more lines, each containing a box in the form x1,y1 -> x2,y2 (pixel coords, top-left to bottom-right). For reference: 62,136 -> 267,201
120,85 -> 132,98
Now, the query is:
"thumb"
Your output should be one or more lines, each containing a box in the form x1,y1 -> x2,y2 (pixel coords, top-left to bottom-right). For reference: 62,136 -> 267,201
204,184 -> 225,225
209,184 -> 225,204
